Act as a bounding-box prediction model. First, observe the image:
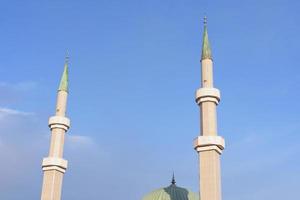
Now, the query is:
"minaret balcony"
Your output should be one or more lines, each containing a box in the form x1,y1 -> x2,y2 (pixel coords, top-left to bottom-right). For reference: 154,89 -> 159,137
195,88 -> 220,105
193,135 -> 225,154
42,157 -> 68,173
48,116 -> 71,131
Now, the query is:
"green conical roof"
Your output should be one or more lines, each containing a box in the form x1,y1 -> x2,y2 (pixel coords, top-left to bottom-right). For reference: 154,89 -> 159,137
58,57 -> 69,92
201,18 -> 212,60
142,184 -> 199,200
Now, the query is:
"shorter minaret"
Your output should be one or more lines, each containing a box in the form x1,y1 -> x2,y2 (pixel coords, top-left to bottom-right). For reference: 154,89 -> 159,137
41,57 -> 71,200
193,17 -> 225,200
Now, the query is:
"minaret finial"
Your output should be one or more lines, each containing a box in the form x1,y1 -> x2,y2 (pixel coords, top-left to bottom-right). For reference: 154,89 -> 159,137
65,51 -> 69,65
171,172 -> 176,185
201,16 -> 212,60
204,16 -> 207,25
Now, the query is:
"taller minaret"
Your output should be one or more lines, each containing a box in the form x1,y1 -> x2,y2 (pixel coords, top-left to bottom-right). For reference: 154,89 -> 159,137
41,57 -> 71,200
193,17 -> 225,200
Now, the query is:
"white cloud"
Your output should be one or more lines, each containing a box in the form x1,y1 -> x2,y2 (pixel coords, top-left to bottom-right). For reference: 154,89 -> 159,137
0,81 -> 37,91
0,107 -> 34,116
67,135 -> 94,145
0,107 -> 34,120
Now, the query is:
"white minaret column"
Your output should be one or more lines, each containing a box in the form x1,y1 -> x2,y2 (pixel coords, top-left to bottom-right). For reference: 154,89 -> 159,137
41,57 -> 70,200
193,18 -> 225,200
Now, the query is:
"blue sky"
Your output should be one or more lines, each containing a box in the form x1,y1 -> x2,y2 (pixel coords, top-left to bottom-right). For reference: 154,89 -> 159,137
0,0 -> 299,199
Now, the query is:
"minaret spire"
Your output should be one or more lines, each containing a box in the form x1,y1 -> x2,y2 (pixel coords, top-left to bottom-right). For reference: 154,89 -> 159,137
58,55 -> 69,92
193,18 -> 225,200
201,16 -> 212,60
41,56 -> 71,200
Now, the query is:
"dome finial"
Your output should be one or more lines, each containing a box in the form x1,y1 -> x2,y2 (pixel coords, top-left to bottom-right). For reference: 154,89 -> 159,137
171,172 -> 176,185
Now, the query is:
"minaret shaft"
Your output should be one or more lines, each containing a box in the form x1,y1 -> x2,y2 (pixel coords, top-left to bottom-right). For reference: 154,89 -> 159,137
200,59 -> 218,136
197,58 -> 222,200
201,59 -> 214,88
49,129 -> 66,157
199,150 -> 221,200
200,101 -> 217,136
41,171 -> 64,200
41,61 -> 70,200
55,91 -> 68,117
194,20 -> 225,200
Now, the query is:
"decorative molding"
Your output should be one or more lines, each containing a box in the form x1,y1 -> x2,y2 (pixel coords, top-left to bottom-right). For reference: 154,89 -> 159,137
196,88 -> 220,105
193,136 -> 225,154
48,116 -> 70,131
42,157 -> 68,173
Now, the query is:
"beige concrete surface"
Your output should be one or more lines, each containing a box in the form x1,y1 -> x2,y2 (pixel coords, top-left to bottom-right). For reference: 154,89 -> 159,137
41,90 -> 70,200
194,55 -> 225,200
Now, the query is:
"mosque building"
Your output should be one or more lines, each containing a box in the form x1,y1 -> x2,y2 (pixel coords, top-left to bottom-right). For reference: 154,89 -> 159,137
40,18 -> 225,200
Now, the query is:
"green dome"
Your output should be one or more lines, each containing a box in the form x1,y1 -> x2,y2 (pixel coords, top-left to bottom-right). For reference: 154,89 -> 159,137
142,184 -> 199,200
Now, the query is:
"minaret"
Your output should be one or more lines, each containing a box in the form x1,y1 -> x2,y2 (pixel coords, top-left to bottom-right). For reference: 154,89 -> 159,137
41,56 -> 71,200
193,17 -> 225,200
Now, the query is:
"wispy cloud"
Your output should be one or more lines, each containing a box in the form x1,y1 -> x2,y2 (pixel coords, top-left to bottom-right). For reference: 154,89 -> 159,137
0,107 -> 34,120
67,135 -> 94,145
0,81 -> 37,91
0,107 -> 34,116
0,81 -> 38,104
